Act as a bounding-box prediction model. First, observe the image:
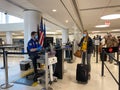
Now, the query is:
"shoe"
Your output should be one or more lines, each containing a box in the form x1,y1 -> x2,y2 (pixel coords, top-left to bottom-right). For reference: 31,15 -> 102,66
88,74 -> 91,80
110,61 -> 113,64
33,74 -> 39,82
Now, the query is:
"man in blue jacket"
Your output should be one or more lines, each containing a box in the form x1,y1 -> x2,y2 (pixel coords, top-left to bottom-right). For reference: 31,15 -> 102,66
27,31 -> 42,81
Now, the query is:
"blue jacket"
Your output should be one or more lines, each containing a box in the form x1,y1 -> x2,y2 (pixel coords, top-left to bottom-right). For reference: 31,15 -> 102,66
27,39 -> 41,52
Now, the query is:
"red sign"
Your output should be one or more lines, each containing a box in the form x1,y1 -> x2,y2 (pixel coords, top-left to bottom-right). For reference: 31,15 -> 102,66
105,20 -> 110,26
109,48 -> 113,53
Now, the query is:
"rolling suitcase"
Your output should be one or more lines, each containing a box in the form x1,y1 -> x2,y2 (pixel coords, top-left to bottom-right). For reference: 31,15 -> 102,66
76,64 -> 88,83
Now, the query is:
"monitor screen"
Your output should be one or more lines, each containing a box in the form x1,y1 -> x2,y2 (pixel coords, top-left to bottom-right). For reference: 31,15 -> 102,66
43,37 -> 53,48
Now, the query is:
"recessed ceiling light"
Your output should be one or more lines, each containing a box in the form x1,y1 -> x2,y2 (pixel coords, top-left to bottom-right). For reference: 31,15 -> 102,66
95,25 -> 109,28
101,14 -> 120,20
65,20 -> 68,23
52,9 -> 56,12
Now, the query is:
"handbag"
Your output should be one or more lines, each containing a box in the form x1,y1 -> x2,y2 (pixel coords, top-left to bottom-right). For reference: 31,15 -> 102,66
74,49 -> 82,58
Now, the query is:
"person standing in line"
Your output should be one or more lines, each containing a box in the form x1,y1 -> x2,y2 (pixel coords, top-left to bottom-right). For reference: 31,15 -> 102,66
105,33 -> 118,63
78,30 -> 93,78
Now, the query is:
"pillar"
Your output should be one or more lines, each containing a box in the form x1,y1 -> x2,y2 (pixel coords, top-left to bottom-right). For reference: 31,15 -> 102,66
6,32 -> 12,44
62,29 -> 69,44
24,10 -> 41,52
73,26 -> 82,59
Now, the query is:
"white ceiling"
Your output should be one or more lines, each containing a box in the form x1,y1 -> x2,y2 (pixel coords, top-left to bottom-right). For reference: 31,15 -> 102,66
0,0 -> 120,33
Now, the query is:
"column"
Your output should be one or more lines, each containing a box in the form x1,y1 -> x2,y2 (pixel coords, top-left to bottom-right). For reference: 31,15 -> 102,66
24,10 -> 41,52
5,13 -> 9,24
62,29 -> 69,44
73,26 -> 82,59
6,32 -> 13,44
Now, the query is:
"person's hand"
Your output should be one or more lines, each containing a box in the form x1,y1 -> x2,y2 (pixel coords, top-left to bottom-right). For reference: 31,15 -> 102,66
83,50 -> 87,52
37,46 -> 42,51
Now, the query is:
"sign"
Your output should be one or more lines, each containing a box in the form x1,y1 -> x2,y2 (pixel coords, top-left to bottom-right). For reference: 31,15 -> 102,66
105,20 -> 110,26
95,39 -> 100,45
108,48 -> 113,53
103,47 -> 118,53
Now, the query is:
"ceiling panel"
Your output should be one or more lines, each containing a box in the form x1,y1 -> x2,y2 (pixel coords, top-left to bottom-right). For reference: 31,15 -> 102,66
28,0 -> 76,29
76,0 -> 120,32
77,0 -> 110,9
0,0 -> 120,33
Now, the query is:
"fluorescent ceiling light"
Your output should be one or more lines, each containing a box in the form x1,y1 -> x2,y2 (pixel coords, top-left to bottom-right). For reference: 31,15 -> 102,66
52,9 -> 56,12
46,32 -> 56,34
92,31 -> 100,32
101,14 -> 120,20
111,29 -> 120,31
95,25 -> 109,28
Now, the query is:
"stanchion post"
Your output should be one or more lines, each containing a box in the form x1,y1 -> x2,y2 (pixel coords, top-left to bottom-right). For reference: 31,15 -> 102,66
45,52 -> 48,90
118,61 -> 120,90
41,52 -> 53,90
101,49 -> 104,76
1,51 -> 13,89
96,45 -> 98,63
93,45 -> 95,57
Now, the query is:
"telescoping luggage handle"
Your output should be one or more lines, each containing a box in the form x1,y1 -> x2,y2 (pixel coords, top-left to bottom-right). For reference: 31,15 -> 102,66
82,51 -> 88,65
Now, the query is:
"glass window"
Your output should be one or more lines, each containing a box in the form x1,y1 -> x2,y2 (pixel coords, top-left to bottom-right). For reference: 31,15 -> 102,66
0,12 -> 24,24
0,12 -> 5,24
8,15 -> 24,23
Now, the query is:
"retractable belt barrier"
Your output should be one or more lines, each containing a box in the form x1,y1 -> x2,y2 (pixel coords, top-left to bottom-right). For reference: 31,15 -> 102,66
101,46 -> 120,90
0,50 -> 53,90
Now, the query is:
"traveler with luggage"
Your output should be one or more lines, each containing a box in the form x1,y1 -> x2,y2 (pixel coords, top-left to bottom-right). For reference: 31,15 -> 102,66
77,30 -> 93,82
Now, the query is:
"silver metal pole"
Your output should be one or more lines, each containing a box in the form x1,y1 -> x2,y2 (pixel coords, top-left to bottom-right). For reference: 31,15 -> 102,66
41,52 -> 53,90
45,52 -> 48,89
1,51 -> 13,89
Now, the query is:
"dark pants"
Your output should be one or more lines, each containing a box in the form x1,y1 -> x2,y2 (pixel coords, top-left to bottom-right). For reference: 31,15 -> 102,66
30,54 -> 40,74
82,52 -> 91,72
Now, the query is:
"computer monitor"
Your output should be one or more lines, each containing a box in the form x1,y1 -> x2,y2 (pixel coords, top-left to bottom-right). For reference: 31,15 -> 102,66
43,37 -> 53,48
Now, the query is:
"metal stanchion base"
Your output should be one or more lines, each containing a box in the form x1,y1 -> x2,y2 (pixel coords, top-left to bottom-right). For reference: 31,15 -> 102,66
1,83 -> 13,89
41,87 -> 53,90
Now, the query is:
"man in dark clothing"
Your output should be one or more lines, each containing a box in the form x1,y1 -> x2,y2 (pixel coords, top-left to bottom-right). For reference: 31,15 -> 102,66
27,31 -> 42,81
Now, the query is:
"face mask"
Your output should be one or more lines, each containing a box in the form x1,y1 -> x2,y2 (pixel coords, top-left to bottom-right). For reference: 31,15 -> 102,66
83,34 -> 86,37
35,35 -> 38,40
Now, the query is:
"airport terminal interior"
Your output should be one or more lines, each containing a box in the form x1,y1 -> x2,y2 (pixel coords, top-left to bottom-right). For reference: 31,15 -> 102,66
0,0 -> 120,90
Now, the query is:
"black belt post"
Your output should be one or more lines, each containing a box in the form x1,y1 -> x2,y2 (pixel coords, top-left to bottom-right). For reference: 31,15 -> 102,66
96,45 -> 98,63
118,61 -> 120,90
101,49 -> 105,76
0,48 -> 5,69
1,51 -> 13,89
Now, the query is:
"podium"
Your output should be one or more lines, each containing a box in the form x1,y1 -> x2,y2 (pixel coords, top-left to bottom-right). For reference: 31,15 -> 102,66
54,48 -> 64,79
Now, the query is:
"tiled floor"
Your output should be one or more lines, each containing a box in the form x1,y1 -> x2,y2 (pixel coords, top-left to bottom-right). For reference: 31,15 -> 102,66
0,55 -> 119,90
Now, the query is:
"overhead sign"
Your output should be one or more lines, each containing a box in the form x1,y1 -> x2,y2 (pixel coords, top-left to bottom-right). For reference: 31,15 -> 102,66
105,20 -> 110,26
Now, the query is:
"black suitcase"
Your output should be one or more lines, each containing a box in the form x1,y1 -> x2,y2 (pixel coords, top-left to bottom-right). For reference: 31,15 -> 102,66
76,64 -> 88,83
